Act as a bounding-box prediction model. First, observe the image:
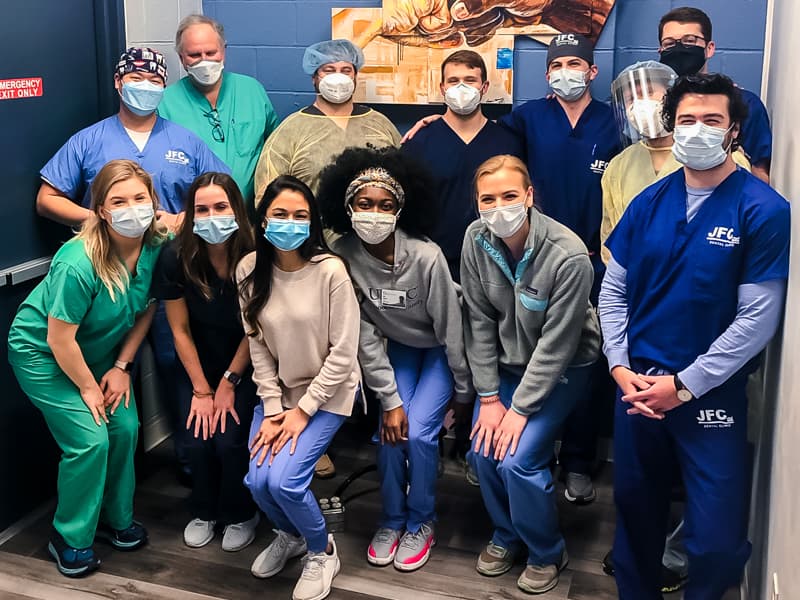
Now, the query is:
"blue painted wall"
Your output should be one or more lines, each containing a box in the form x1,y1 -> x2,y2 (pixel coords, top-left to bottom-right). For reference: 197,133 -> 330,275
203,0 -> 767,130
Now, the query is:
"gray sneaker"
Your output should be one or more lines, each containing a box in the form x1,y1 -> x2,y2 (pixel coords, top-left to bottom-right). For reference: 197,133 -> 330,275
564,472 -> 596,504
367,527 -> 402,566
251,529 -> 307,579
517,550 -> 569,594
222,513 -> 260,552
393,522 -> 435,571
476,541 -> 515,576
183,518 -> 216,548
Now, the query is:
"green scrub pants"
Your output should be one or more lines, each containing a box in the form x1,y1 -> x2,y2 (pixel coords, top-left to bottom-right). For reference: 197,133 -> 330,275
12,360 -> 138,549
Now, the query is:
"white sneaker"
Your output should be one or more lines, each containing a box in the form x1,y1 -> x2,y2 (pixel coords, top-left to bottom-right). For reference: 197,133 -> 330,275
183,518 -> 216,548
251,529 -> 307,579
292,534 -> 340,600
222,513 -> 260,552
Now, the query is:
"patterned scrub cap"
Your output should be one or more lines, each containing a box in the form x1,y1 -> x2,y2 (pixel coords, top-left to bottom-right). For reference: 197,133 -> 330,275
116,47 -> 168,83
345,167 -> 406,209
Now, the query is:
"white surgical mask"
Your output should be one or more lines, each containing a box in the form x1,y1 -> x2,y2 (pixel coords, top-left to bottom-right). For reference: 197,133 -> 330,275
479,201 -> 529,239
106,204 -> 155,238
444,82 -> 481,115
318,73 -> 355,104
672,122 -> 733,171
627,98 -> 667,139
186,60 -> 224,86
120,80 -> 163,116
350,211 -> 398,245
549,68 -> 589,102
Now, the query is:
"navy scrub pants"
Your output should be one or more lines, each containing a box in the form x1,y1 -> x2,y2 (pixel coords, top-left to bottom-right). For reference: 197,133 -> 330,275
613,370 -> 751,600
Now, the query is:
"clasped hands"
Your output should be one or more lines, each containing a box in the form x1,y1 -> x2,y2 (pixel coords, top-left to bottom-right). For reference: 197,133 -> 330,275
611,367 -> 683,420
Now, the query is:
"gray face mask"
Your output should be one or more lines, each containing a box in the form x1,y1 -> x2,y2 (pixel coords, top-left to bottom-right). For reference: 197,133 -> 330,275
672,122 -> 734,171
548,68 -> 589,102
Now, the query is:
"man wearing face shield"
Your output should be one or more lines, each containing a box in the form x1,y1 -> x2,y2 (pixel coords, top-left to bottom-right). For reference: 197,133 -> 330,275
36,48 -> 229,231
401,50 -> 523,282
158,15 -> 280,204
657,6 -> 772,184
599,73 -> 789,599
253,39 -> 401,201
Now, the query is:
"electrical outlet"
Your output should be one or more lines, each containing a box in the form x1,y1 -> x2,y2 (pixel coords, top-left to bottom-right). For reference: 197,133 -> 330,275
772,572 -> 780,600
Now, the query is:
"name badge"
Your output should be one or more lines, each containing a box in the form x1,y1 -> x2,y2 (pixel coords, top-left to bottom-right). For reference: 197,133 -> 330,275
381,289 -> 407,309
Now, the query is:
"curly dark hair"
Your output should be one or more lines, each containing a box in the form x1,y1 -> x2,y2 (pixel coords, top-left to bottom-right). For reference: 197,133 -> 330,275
316,146 -> 436,238
661,73 -> 749,150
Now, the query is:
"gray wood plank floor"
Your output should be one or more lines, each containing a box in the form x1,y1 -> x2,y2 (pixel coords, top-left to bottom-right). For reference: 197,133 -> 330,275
0,435 -> 740,599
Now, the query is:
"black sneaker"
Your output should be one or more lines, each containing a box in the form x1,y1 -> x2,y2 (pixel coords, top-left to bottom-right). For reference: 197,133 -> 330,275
48,529 -> 100,577
602,549 -> 614,576
96,520 -> 148,551
660,565 -> 688,593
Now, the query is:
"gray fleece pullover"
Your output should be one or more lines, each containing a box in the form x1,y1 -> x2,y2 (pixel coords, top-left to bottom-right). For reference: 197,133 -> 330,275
460,209 -> 600,415
330,230 -> 474,411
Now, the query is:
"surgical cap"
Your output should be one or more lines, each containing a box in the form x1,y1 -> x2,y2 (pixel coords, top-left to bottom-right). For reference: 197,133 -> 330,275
302,39 -> 364,75
116,47 -> 168,82
345,167 -> 406,210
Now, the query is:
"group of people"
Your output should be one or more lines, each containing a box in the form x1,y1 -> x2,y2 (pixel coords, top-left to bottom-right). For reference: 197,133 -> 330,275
6,6 -> 791,600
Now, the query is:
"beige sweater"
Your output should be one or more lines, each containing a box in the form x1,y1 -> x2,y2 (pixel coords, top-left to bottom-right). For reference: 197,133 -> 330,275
236,252 -> 361,417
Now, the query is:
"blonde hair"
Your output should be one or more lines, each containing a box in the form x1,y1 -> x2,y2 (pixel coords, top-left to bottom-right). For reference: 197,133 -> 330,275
77,159 -> 168,301
473,155 -> 533,195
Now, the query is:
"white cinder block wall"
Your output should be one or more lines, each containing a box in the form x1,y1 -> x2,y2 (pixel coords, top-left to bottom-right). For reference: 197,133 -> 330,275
124,0 -> 203,87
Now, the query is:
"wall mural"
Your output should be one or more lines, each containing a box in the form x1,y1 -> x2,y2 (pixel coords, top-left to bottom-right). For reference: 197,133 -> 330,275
332,0 -> 616,104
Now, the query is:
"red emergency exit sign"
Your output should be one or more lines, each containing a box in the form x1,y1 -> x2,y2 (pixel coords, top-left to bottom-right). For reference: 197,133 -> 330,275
0,78 -> 43,101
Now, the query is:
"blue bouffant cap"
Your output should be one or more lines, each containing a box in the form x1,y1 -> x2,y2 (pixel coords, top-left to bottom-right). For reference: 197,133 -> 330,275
302,39 -> 364,75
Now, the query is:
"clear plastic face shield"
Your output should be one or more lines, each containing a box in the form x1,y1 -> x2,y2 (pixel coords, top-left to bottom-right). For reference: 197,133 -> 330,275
611,61 -> 678,147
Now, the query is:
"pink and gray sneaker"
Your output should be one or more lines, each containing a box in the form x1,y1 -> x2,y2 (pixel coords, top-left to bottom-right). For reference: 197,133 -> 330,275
393,522 -> 435,572
367,527 -> 402,566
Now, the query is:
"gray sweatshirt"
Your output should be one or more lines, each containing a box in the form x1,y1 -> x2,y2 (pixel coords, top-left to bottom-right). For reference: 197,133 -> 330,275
330,230 -> 473,411
460,209 -> 600,415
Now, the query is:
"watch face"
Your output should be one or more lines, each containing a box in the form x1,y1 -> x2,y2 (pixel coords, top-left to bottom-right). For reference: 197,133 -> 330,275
677,388 -> 693,402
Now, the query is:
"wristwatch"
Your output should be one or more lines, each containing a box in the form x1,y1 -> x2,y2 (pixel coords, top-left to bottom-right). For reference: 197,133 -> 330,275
114,360 -> 133,373
673,374 -> 694,403
223,370 -> 242,387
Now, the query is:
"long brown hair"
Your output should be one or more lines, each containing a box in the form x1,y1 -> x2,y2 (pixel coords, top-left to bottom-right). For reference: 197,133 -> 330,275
177,172 -> 255,300
77,159 -> 167,301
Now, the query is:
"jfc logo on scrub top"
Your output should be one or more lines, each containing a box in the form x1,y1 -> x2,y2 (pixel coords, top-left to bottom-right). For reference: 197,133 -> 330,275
706,226 -> 740,247
590,159 -> 609,174
696,409 -> 734,428
165,150 -> 190,165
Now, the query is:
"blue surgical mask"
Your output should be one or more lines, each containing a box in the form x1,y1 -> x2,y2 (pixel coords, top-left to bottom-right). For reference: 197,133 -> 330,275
193,215 -> 239,245
264,218 -> 310,251
120,80 -> 164,116
548,68 -> 589,102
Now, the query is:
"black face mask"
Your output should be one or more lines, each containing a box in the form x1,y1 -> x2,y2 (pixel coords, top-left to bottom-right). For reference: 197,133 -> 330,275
660,43 -> 706,77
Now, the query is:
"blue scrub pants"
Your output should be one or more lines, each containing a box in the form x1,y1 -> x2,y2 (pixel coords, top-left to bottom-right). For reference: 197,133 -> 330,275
245,403 -> 344,553
377,342 -> 453,533
613,370 -> 751,600
468,364 -> 591,566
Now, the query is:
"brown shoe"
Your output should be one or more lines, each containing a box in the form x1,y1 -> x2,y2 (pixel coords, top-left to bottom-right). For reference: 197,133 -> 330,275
476,542 -> 515,576
314,454 -> 336,479
517,550 -> 568,594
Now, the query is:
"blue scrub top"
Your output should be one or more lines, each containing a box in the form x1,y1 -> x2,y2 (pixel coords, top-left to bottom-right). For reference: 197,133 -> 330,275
739,88 -> 772,169
40,115 -> 230,214
607,167 -> 789,372
402,119 -> 524,281
500,97 -> 622,257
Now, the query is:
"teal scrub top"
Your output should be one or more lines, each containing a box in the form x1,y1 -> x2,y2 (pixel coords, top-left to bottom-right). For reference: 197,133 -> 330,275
158,72 -> 280,203
8,237 -> 163,372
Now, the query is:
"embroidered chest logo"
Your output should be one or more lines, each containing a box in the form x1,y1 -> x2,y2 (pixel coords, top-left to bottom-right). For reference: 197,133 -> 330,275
165,150 -> 190,165
696,408 -> 734,428
590,159 -> 609,174
706,226 -> 740,247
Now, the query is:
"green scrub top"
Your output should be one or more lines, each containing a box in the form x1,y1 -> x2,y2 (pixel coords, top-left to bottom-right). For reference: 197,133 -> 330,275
7,237 -> 163,373
158,72 -> 280,203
